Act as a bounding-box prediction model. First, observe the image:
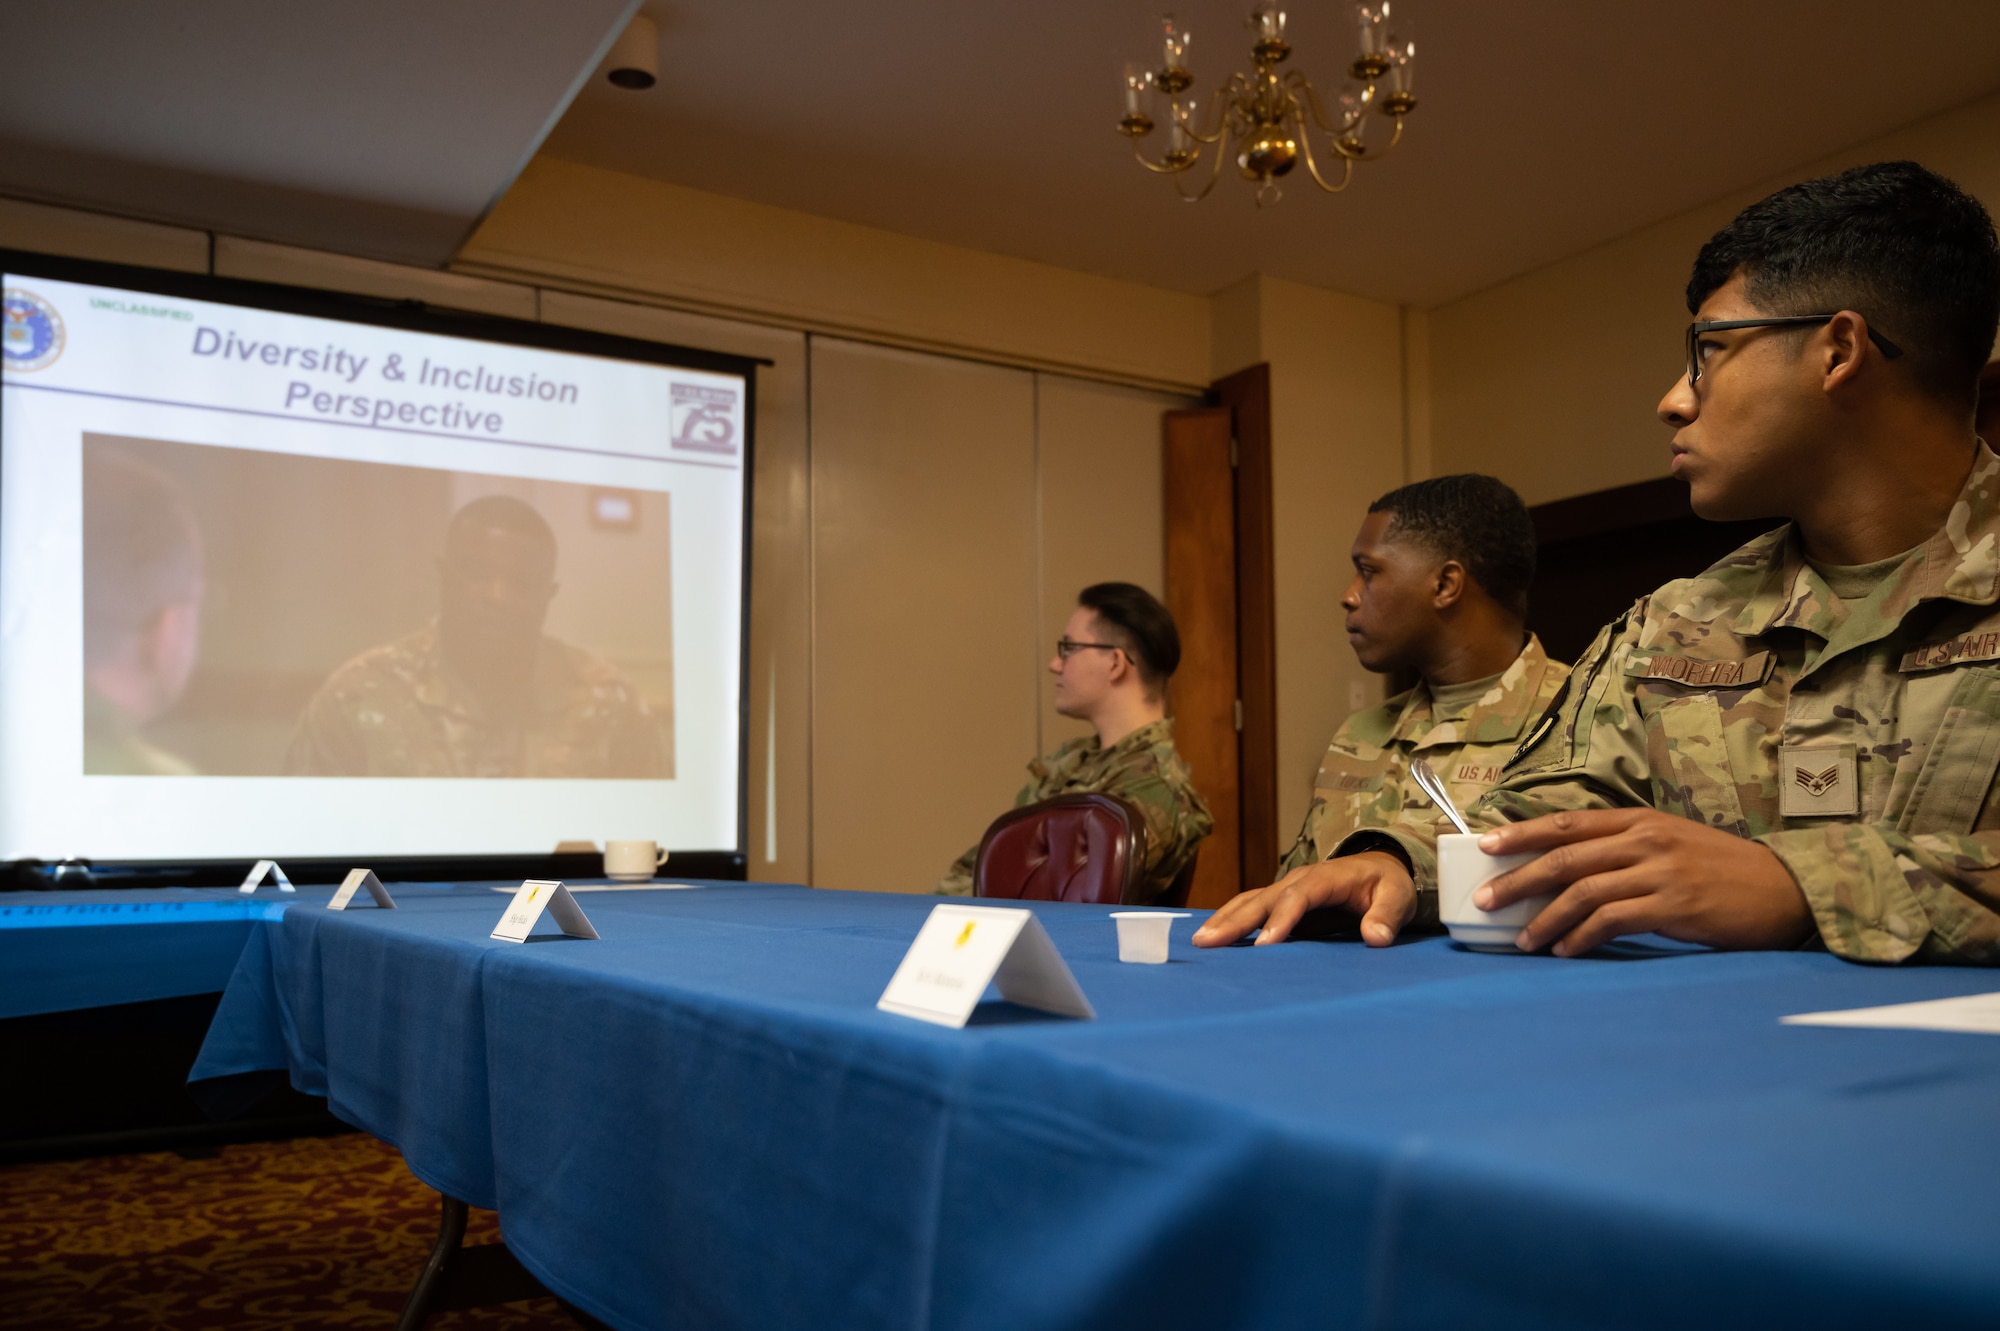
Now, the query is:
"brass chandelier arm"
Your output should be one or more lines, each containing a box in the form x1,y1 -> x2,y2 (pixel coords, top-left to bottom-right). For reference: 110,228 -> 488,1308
1283,71 -> 1364,138
1329,112 -> 1406,163
1131,143 -> 1196,175
1170,131 -> 1231,202
1294,116 -> 1358,194
1180,79 -> 1244,147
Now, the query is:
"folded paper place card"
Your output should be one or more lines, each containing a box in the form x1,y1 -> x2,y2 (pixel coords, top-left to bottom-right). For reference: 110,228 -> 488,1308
1783,991 -> 2000,1035
327,868 -> 396,911
877,903 -> 1095,1029
491,879 -> 601,944
238,860 -> 296,894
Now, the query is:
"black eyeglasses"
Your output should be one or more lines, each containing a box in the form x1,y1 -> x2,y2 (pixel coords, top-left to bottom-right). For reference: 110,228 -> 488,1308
1055,639 -> 1122,660
1685,315 -> 1902,387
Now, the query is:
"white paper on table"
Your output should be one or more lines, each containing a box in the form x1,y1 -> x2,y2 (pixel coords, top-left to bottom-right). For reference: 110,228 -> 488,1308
238,859 -> 296,894
1782,991 -> 2000,1035
328,867 -> 395,910
877,903 -> 1095,1029
490,880 -> 601,943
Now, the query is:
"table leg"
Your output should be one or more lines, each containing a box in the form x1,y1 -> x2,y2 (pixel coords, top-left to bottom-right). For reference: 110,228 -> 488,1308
395,1191 -> 579,1328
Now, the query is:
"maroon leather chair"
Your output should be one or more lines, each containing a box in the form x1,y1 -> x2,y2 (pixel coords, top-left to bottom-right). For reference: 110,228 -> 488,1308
974,793 -> 1149,905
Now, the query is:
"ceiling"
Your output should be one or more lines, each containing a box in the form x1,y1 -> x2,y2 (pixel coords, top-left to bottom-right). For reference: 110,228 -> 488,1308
3,3 -> 1999,306
542,0 -> 2000,306
0,0 -> 637,265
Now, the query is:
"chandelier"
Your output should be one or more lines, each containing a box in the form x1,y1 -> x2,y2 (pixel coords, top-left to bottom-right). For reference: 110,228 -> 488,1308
1117,4 -> 1418,205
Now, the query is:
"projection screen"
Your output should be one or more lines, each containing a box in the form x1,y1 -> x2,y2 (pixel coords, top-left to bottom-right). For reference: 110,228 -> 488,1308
0,252 -> 754,872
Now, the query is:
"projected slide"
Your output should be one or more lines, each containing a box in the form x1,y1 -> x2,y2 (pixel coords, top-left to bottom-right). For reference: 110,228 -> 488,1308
2,270 -> 747,861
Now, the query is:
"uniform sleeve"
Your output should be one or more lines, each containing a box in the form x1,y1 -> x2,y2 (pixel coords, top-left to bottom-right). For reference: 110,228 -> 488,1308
1333,609 -> 1652,891
1494,611 -> 2000,963
1759,818 -> 2000,963
283,687 -> 368,775
1274,797 -> 1329,878
938,770 -> 1044,896
1111,765 -> 1213,903
936,844 -> 978,897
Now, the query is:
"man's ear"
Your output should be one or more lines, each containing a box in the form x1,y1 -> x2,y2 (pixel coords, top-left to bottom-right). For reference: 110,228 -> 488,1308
1432,560 -> 1468,611
1820,310 -> 1870,393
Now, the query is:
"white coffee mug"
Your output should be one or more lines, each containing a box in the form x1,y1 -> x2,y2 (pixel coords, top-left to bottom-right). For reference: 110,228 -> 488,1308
1436,833 -> 1554,952
604,840 -> 669,881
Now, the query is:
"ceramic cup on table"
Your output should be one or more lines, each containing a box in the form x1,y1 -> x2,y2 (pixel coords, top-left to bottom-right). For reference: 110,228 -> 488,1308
1436,833 -> 1555,952
603,840 -> 669,882
1109,911 -> 1192,964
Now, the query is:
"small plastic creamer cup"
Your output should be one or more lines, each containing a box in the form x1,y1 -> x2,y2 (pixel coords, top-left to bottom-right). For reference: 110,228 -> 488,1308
1110,911 -> 1192,964
1436,833 -> 1555,953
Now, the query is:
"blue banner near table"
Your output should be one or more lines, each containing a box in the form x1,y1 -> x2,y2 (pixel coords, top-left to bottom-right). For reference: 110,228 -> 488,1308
189,882 -> 2000,1331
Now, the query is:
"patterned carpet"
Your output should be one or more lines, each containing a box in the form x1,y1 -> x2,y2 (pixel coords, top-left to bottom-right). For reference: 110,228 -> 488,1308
0,1133 -> 584,1330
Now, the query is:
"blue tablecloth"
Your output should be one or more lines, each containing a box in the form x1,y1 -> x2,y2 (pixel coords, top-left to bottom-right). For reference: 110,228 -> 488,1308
189,882 -> 2000,1331
0,883 -> 473,1019
0,888 -> 306,1018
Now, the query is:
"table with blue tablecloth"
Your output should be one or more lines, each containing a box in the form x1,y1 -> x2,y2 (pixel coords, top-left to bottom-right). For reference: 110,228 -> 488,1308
0,882 -> 472,1019
188,880 -> 2000,1331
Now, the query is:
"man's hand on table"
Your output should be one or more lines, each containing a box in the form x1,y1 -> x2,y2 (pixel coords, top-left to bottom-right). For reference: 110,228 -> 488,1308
1192,851 -> 1417,948
1476,809 -> 1815,956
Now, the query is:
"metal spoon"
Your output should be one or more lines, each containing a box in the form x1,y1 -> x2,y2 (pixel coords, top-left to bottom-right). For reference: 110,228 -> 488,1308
1410,757 -> 1473,835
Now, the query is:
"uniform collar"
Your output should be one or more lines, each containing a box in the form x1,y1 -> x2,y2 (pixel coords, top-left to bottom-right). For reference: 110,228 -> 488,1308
1093,715 -> 1174,757
1735,439 -> 2000,644
1400,633 -> 1554,750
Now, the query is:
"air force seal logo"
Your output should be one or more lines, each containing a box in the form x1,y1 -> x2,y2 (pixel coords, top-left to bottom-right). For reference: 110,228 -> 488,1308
2,288 -> 65,373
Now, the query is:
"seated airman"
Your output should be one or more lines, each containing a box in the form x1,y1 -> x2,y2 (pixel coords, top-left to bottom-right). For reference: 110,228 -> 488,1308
1273,474 -> 1568,935
938,582 -> 1212,903
1198,160 -> 2000,966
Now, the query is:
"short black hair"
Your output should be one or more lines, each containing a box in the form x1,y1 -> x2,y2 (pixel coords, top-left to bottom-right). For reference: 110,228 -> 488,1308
1078,582 -> 1180,684
1687,161 -> 2000,404
445,494 -> 557,568
1368,474 -> 1537,617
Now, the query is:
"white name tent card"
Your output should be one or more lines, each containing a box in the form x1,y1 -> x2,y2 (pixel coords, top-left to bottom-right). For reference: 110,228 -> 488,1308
878,903 -> 1095,1029
491,879 -> 601,943
238,860 -> 296,894
327,868 -> 396,911
1783,991 -> 2000,1035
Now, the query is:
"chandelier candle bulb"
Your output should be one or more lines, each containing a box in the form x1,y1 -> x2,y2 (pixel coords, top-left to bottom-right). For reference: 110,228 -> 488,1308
1389,34 -> 1415,95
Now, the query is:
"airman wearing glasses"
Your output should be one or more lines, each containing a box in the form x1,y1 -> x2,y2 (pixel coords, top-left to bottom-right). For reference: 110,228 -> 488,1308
1199,160 -> 2000,966
937,582 -> 1213,901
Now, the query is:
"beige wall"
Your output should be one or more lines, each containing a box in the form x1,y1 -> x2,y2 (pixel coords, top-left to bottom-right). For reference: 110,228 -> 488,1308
808,340 -> 1041,892
1034,375 -> 1183,752
1427,90 -> 2000,506
455,157 -> 1213,395
1213,275 -> 1408,854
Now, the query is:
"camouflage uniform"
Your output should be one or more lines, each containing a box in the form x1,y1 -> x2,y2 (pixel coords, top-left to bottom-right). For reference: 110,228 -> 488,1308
1277,636 -> 1569,918
1346,442 -> 2000,965
285,619 -> 666,778
938,716 -> 1213,902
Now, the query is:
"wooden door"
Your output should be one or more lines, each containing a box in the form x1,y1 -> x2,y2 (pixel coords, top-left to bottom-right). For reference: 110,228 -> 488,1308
1161,365 -> 1277,909
1162,407 -> 1239,908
